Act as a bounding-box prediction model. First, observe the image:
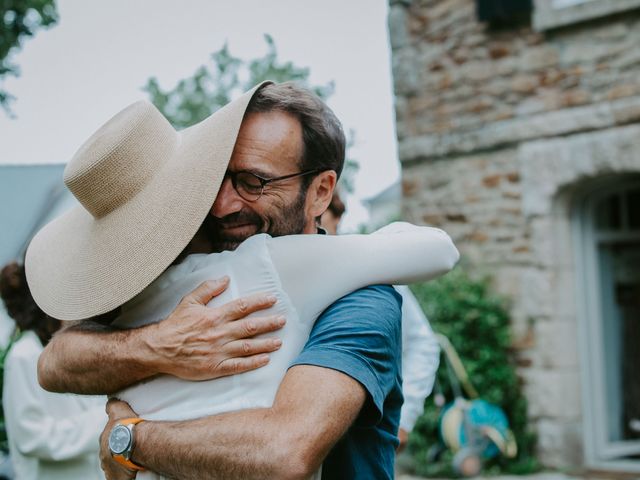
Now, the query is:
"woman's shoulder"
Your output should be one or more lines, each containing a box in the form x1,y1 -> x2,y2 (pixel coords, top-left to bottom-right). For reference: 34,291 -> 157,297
194,233 -> 273,266
236,232 -> 272,250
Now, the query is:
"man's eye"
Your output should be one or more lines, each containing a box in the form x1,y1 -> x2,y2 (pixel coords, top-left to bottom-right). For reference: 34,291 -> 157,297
237,174 -> 263,192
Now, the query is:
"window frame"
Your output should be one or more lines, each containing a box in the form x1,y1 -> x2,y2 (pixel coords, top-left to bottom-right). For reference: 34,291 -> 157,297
573,180 -> 640,471
533,0 -> 640,31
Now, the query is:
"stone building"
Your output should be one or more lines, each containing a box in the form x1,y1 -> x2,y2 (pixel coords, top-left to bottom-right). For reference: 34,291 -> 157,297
388,0 -> 640,473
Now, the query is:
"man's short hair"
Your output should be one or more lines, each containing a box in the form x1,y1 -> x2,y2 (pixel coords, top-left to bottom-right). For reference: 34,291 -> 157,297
246,82 -> 346,187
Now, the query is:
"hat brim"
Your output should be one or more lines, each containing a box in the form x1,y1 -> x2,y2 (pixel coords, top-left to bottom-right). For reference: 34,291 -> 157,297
25,82 -> 269,321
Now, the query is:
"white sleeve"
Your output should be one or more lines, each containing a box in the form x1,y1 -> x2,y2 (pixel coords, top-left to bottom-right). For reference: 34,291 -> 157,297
3,348 -> 106,461
395,285 -> 440,432
267,222 -> 459,322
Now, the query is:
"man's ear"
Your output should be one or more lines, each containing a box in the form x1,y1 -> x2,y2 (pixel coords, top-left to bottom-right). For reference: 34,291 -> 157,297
307,170 -> 337,219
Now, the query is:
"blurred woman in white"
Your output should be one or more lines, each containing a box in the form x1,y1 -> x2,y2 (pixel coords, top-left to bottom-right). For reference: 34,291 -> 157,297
321,192 -> 441,452
1,262 -> 106,480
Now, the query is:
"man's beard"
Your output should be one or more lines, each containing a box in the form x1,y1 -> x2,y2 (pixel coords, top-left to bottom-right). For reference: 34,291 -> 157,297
206,191 -> 308,253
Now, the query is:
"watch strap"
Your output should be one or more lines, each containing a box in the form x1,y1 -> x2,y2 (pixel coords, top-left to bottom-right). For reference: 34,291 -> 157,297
113,454 -> 146,471
112,417 -> 146,471
119,417 -> 145,426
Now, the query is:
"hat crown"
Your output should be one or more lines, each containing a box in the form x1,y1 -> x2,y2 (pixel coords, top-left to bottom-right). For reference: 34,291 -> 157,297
64,101 -> 178,218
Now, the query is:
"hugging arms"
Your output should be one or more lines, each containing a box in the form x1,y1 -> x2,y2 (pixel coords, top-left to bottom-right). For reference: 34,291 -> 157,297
39,224 -> 458,479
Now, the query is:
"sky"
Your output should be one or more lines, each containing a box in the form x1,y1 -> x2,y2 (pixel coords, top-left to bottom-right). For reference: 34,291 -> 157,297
0,0 -> 400,230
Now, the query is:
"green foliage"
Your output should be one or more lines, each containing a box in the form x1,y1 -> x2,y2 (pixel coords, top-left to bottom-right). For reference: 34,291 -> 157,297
407,266 -> 540,476
0,331 -> 18,452
143,34 -> 358,193
1,0 -> 59,114
143,34 -> 333,130
0,346 -> 7,451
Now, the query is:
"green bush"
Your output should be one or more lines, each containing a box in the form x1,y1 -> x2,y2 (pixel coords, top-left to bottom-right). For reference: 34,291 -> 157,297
0,343 -> 9,452
0,330 -> 18,453
407,266 -> 539,476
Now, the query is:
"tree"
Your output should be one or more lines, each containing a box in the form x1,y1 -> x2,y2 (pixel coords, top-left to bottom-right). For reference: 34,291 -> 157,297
144,34 -> 358,193
1,0 -> 59,115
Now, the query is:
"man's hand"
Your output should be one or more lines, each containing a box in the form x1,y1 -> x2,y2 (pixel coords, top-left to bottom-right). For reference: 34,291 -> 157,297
38,276 -> 285,395
100,399 -> 139,480
147,277 -> 285,381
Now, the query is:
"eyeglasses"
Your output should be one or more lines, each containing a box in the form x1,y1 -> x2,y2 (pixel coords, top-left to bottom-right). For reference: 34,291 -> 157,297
224,169 -> 323,202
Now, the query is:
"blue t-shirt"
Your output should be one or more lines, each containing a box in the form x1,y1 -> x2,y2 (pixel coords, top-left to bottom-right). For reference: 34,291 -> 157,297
291,285 -> 403,480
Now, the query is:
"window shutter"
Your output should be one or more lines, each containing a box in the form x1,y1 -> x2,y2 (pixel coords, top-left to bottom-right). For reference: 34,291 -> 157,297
476,0 -> 533,23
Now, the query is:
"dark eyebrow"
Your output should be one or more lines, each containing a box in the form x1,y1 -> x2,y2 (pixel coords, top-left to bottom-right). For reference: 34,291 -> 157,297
232,168 -> 277,180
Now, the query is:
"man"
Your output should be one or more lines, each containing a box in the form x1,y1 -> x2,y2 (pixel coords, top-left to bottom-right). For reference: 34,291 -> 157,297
36,82 -> 404,479
321,193 -> 441,452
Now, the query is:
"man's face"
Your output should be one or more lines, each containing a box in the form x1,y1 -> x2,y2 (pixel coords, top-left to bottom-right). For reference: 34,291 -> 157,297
204,110 -> 316,252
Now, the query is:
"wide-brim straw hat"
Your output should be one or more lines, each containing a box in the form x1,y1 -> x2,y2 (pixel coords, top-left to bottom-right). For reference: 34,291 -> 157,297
25,81 -> 270,321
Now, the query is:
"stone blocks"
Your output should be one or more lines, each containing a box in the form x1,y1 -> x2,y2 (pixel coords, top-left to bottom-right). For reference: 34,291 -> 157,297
390,0 -> 640,471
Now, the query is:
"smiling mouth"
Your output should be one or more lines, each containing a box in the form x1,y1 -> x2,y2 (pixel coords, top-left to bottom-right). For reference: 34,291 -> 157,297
219,223 -> 258,234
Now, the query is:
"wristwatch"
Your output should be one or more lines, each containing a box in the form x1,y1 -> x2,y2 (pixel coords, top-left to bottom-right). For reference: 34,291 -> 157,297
108,417 -> 146,471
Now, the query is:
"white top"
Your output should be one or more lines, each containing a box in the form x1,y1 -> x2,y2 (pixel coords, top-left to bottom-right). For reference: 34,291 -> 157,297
396,286 -> 440,432
0,305 -> 14,350
113,223 -> 459,479
2,331 -> 107,480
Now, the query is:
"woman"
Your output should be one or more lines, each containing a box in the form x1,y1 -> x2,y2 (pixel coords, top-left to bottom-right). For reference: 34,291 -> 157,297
109,221 -> 458,480
113,221 -> 458,422
1,262 -> 107,480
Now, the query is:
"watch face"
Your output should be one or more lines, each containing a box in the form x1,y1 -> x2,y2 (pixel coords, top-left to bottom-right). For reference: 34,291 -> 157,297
109,425 -> 132,455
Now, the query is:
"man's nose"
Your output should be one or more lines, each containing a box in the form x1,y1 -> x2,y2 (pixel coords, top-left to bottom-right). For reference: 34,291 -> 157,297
211,176 -> 245,218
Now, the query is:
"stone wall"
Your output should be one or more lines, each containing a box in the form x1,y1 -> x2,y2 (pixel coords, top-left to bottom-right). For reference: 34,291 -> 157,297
389,0 -> 640,470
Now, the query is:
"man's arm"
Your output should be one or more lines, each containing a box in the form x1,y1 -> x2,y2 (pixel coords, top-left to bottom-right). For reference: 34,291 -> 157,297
99,285 -> 402,480
38,277 -> 285,395
102,365 -> 366,480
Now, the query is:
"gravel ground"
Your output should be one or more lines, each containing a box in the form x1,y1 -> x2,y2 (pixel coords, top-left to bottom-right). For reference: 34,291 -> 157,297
396,474 -> 587,480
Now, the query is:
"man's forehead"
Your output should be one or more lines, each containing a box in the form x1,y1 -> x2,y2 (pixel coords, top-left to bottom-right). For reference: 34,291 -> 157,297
229,111 -> 303,174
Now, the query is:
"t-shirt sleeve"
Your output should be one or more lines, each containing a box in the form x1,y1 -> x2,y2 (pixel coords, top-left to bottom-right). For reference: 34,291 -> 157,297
290,285 -> 403,426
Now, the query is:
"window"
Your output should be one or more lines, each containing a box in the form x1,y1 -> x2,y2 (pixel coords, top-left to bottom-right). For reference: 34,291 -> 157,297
534,0 -> 640,31
575,181 -> 640,469
476,0 -> 533,23
551,0 -> 594,9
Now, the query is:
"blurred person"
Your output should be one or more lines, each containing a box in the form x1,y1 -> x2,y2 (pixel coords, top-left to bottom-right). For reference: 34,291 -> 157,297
320,189 -> 346,235
322,192 -> 441,451
0,306 -> 14,351
0,262 -> 106,480
394,285 -> 440,450
30,82 -> 458,480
